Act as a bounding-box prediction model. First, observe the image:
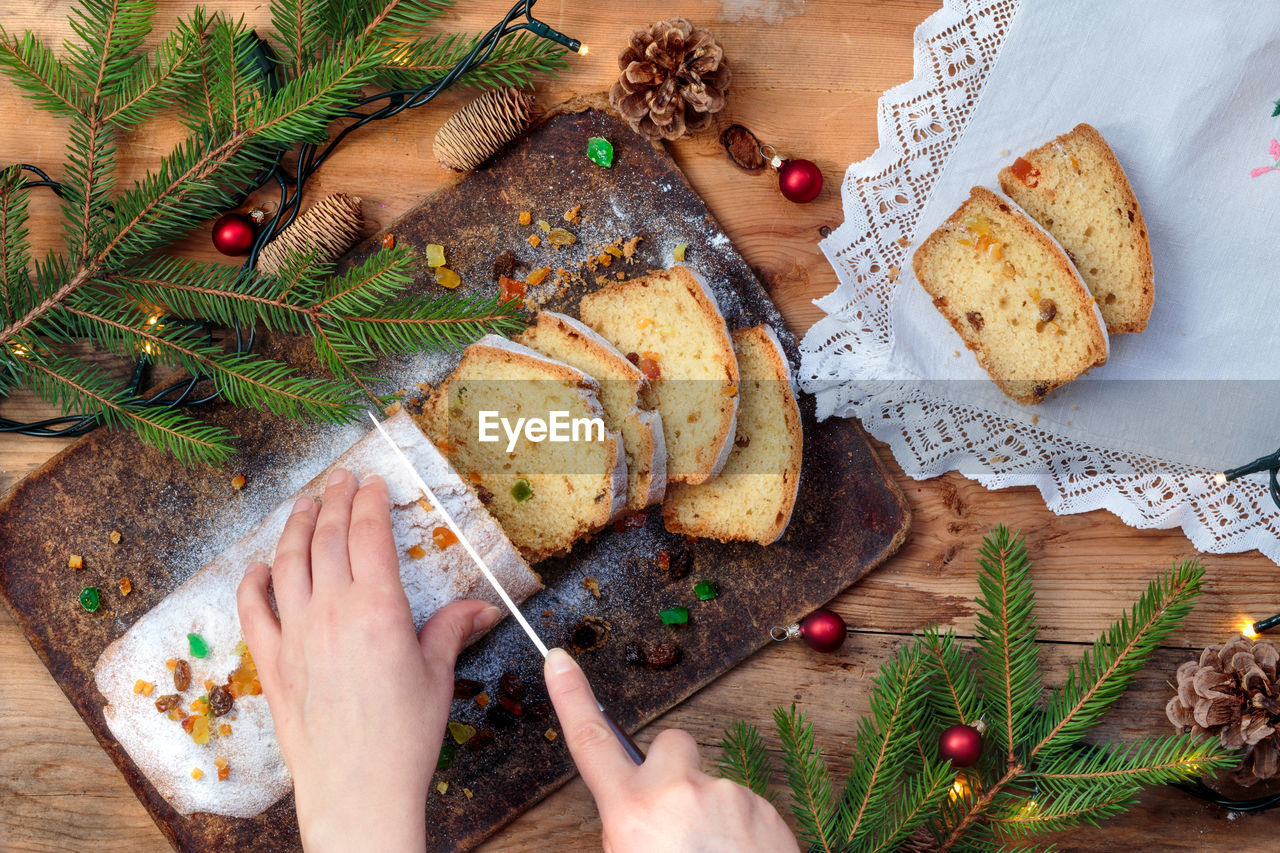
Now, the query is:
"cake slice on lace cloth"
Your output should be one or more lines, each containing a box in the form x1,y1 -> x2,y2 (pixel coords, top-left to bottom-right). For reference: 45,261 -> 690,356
94,410 -> 539,817
912,186 -> 1108,404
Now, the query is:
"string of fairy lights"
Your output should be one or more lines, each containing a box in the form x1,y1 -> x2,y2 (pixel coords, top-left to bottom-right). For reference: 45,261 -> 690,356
0,0 -> 585,439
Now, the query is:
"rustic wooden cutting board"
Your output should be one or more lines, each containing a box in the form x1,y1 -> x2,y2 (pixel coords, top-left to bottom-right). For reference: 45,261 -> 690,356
0,101 -> 910,852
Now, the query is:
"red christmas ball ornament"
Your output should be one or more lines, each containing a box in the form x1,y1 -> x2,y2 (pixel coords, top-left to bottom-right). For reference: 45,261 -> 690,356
772,608 -> 847,652
938,723 -> 984,768
777,157 -> 823,204
211,212 -> 257,256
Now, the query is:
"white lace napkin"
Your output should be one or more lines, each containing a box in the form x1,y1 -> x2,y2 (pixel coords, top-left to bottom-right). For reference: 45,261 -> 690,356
800,0 -> 1280,561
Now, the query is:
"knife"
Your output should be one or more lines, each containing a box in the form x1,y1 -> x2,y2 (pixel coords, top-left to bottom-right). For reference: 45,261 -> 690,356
368,413 -> 645,765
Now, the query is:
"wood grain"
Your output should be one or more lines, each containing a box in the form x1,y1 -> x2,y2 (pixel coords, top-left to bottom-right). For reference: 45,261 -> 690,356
3,1 -> 1278,851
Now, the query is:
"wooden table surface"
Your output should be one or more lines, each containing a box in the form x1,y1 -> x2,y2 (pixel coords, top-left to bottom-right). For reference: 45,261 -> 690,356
3,1 -> 1278,850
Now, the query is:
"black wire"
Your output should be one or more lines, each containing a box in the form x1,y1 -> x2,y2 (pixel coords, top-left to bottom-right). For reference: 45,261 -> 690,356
2,0 -> 569,440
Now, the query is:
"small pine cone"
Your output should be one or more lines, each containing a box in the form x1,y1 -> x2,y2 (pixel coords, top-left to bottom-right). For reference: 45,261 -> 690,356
1166,634 -> 1280,787
609,17 -> 731,141
896,828 -> 942,853
256,193 -> 363,276
433,88 -> 535,172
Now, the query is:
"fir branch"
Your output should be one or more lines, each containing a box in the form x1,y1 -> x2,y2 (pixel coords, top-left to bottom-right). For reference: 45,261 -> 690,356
984,786 -> 1137,836
774,705 -> 839,853
973,526 -> 1042,766
0,27 -> 87,117
1031,735 -> 1234,792
1032,560 -> 1204,758
860,759 -> 954,853
270,0 -> 326,80
355,0 -> 452,42
66,0 -> 154,105
835,641 -> 930,847
102,8 -> 209,127
716,720 -> 776,804
376,31 -> 567,91
0,165 -> 31,323
921,627 -> 984,727
21,351 -> 234,464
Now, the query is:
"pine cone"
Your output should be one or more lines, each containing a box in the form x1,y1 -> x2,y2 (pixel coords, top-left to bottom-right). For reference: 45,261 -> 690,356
433,88 -> 535,172
609,17 -> 731,141
256,193 -> 363,276
1167,634 -> 1280,786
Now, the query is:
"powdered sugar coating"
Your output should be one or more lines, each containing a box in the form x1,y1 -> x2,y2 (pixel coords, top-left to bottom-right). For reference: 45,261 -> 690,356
94,411 -> 537,817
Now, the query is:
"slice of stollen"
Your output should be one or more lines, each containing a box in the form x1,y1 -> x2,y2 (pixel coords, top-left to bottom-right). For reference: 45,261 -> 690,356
516,311 -> 666,511
93,410 -> 538,818
663,325 -> 803,545
912,186 -> 1108,405
998,123 -> 1153,334
419,335 -> 628,562
578,265 -> 739,485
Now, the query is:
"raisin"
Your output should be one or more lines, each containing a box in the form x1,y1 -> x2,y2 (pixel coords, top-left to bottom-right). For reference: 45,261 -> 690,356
1032,382 -> 1049,399
646,642 -> 682,669
492,250 -> 517,280
154,694 -> 181,713
476,486 -> 494,505
173,659 -> 191,692
465,727 -> 497,751
499,672 -> 526,700
453,678 -> 485,700
1038,299 -> 1057,322
667,549 -> 692,580
498,694 -> 524,716
487,704 -> 518,728
526,700 -> 552,721
625,352 -> 640,365
209,685 -> 234,717
965,311 -> 984,332
624,642 -> 647,666
569,617 -> 610,652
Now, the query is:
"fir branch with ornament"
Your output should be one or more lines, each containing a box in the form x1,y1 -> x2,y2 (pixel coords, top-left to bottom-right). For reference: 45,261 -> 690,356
0,0 -> 567,464
717,526 -> 1236,852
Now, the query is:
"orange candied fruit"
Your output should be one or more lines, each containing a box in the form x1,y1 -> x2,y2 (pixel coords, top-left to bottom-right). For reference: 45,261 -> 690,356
108,529 -> 122,544
598,253 -> 613,267
636,317 -> 653,330
527,234 -> 541,248
191,715 -> 212,745
218,723 -> 232,737
118,576 -> 132,596
723,384 -> 738,397
214,756 -> 228,770
191,696 -> 210,715
432,526 -> 458,550
498,275 -> 527,302
218,767 -> 230,781
228,643 -> 261,697
476,692 -> 490,708
1010,156 -> 1039,187
181,716 -> 196,734
407,544 -> 427,560
166,658 -> 179,671
230,473 -> 247,490
381,233 -> 396,250
519,211 -> 532,226
526,267 -> 551,286
68,554 -> 83,570
133,680 -> 154,696
468,471 -> 483,484
191,767 -> 204,780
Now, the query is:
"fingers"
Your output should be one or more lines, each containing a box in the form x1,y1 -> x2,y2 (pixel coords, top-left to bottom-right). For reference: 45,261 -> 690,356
347,474 -> 401,588
235,562 -> 281,692
310,468 -> 358,592
417,600 -> 501,668
270,496 -> 319,624
645,728 -> 703,773
544,648 -> 637,805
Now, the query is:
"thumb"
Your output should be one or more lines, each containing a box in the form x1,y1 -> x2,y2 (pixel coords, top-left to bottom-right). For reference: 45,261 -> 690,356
544,648 -> 637,809
417,600 -> 502,677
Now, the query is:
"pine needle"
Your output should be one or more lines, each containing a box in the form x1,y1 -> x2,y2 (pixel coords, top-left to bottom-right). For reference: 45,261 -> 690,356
774,704 -> 840,853
716,720 -> 776,804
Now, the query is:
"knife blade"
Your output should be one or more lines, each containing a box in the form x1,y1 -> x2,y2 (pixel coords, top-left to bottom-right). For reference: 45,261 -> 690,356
368,413 -> 644,765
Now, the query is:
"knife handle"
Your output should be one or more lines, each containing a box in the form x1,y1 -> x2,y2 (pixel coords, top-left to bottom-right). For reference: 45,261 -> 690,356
600,706 -> 646,765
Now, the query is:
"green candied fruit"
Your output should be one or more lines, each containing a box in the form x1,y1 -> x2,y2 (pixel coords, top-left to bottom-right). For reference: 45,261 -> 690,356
511,479 -> 534,503
187,632 -> 210,659
659,606 -> 690,626
586,136 -> 614,168
78,587 -> 101,612
693,580 -> 719,601
436,739 -> 456,770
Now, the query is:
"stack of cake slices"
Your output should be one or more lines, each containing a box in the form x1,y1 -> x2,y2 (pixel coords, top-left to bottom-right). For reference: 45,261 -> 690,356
423,264 -> 804,558
913,123 -> 1153,404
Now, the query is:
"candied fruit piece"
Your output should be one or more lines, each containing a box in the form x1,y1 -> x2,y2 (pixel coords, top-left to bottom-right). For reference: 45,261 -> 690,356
636,317 -> 653,330
188,633 -> 209,659
499,672 -> 526,700
563,205 -> 581,223
437,741 -> 455,770
694,580 -> 719,601
526,266 -> 550,286
464,788 -> 474,799
536,219 -> 551,233
78,587 -> 99,611
464,727 -> 496,751
191,715 -> 212,745
69,554 -> 83,571
528,234 -> 541,247
407,544 -> 427,559
545,728 -> 558,742
217,767 -> 230,781
435,267 -> 461,289
108,530 -> 121,544
476,692 -> 490,708
181,716 -> 196,734
133,680 -> 154,696
636,358 -> 660,380
598,253 -> 612,267
498,275 -> 527,302
218,723 -> 232,736
586,137 -> 614,168
673,243 -> 688,262
659,606 -> 690,626
723,384 -> 738,397
583,577 -> 601,598
1010,156 -> 1039,187
425,244 -> 446,267
166,658 -> 178,671
511,479 -> 534,503
433,526 -> 458,549
436,781 -> 449,795
230,474 -> 246,490
191,767 -> 204,780
381,233 -> 396,250
214,756 -> 228,769
448,721 -> 477,745
118,576 -> 132,596
519,211 -> 532,226
546,228 -> 576,247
